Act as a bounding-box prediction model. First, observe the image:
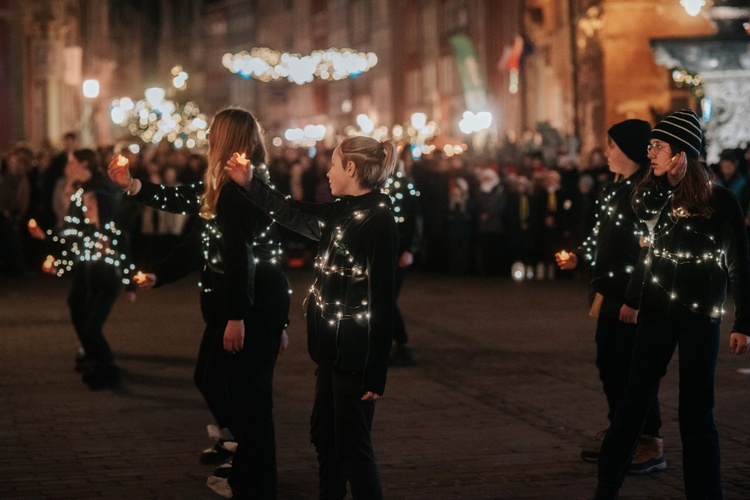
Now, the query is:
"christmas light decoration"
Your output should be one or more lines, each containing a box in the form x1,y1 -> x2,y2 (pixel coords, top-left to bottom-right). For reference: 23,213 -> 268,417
383,171 -> 421,225
132,171 -> 284,294
222,47 -> 378,85
110,94 -> 209,149
302,204 -> 391,323
45,190 -> 136,284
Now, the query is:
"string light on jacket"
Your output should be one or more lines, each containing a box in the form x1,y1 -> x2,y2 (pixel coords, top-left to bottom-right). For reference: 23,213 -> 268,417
636,180 -> 730,318
136,173 -> 283,294
48,189 -> 136,284
303,204 -> 391,324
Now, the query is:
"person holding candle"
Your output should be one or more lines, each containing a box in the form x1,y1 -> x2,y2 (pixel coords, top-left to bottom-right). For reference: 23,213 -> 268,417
594,109 -> 750,499
556,119 -> 665,472
30,184 -> 137,389
225,135 -> 398,500
108,107 -> 290,499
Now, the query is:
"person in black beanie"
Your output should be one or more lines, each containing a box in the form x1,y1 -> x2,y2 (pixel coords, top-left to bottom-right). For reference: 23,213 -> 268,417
594,109 -> 750,499
557,119 -> 664,472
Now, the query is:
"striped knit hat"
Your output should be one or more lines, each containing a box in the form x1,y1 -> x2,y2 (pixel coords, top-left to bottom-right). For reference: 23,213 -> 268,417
651,109 -> 703,158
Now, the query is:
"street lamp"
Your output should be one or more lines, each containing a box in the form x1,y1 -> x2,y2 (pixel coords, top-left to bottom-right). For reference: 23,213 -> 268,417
81,79 -> 100,147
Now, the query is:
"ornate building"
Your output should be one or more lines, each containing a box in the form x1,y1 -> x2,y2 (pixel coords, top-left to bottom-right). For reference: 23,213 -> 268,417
1,0 -> 746,165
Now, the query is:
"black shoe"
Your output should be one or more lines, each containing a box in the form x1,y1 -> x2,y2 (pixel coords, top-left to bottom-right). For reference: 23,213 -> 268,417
212,461 -> 232,479
581,429 -> 607,462
83,364 -> 122,390
200,440 -> 237,465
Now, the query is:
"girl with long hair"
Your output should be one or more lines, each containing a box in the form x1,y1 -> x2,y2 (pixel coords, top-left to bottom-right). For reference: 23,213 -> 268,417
108,107 -> 290,499
595,109 -> 750,499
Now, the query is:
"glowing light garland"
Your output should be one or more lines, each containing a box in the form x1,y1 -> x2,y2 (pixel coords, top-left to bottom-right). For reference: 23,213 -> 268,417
110,96 -> 209,149
636,180 -> 730,318
222,47 -> 378,85
298,203 -> 391,323
47,189 -> 136,284
134,173 -> 284,293
383,171 -> 421,225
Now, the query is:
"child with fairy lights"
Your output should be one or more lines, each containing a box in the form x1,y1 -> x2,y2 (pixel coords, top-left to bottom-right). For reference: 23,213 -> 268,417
226,135 -> 398,500
108,108 -> 290,499
595,109 -> 750,500
556,119 -> 665,473
30,184 -> 136,390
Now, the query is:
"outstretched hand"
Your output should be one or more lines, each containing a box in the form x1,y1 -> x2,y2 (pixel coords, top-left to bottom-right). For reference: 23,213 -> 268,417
107,154 -> 134,191
555,251 -> 578,271
224,153 -> 254,188
134,272 -> 157,290
666,151 -> 688,187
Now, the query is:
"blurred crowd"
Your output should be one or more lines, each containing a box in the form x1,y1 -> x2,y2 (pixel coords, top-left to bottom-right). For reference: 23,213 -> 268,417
2,130 -> 750,282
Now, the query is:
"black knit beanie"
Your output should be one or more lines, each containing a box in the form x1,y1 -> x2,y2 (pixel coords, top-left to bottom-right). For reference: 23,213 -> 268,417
651,109 -> 703,158
607,119 -> 651,166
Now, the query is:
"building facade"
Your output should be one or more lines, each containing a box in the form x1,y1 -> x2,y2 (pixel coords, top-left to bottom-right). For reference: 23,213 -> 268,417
1,0 -> 739,165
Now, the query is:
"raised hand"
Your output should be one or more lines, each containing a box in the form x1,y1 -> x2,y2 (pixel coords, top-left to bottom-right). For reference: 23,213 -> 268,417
224,152 -> 254,188
107,154 -> 134,191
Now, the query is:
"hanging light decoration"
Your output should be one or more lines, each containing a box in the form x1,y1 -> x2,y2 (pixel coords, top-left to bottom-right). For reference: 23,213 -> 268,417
222,47 -> 378,85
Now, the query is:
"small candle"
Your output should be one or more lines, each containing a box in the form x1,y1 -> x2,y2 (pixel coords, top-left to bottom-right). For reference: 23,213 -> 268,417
559,250 -> 569,261
117,154 -> 129,166
134,271 -> 145,283
234,152 -> 249,166
28,219 -> 38,229
42,255 -> 54,271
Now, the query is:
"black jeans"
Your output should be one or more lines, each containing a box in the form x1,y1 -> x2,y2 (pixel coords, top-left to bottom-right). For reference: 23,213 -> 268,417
67,263 -> 120,368
595,316 -> 661,435
597,314 -> 722,499
194,322 -> 232,432
310,366 -> 382,500
226,279 -> 289,499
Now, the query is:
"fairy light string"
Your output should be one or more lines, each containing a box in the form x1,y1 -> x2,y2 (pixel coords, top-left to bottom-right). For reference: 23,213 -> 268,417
47,189 -> 136,284
383,170 -> 421,225
301,202 -> 392,325
579,176 -> 646,276
134,166 -> 284,294
635,178 -> 727,318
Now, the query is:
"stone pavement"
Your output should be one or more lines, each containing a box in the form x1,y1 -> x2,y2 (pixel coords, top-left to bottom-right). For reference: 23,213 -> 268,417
2,269 -> 750,499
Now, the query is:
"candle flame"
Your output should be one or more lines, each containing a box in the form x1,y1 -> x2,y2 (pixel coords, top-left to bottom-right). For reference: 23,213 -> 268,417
117,154 -> 129,166
28,219 -> 38,229
235,152 -> 249,166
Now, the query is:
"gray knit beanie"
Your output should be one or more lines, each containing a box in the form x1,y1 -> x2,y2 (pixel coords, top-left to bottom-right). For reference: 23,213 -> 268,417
651,109 -> 703,158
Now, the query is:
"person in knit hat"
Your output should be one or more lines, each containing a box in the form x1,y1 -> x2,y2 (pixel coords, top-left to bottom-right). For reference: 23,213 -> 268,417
556,118 -> 662,471
595,109 -> 750,499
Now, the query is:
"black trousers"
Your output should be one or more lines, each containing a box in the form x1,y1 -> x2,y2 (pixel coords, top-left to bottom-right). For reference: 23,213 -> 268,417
310,366 -> 382,500
67,263 -> 120,368
597,314 -> 722,499
194,323 -> 232,431
226,280 -> 289,499
595,316 -> 661,435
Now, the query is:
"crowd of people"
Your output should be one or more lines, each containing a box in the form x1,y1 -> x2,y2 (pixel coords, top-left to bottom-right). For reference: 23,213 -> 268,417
3,129 -> 750,285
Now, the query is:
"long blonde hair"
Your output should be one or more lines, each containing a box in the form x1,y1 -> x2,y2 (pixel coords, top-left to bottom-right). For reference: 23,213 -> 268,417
200,108 -> 267,218
338,136 -> 398,190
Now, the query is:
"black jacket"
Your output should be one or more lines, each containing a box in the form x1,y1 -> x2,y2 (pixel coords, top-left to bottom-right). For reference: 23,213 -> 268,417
132,180 -> 289,326
637,175 -> 750,332
241,178 -> 397,395
577,169 -> 648,315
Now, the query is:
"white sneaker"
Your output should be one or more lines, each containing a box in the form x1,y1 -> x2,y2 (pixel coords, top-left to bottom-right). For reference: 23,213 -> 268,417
206,475 -> 233,498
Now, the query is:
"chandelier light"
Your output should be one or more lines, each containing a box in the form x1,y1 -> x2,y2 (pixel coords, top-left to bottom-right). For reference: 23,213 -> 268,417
222,47 -> 378,85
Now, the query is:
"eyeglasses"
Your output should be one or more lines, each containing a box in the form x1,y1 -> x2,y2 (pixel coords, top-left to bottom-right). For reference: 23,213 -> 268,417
647,142 -> 669,155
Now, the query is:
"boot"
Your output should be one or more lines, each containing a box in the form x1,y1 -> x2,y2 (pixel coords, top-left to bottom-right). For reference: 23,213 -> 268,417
628,435 -> 667,475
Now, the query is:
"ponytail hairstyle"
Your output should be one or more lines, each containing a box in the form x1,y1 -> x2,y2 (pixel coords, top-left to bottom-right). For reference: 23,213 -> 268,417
201,107 -> 267,219
338,136 -> 398,190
